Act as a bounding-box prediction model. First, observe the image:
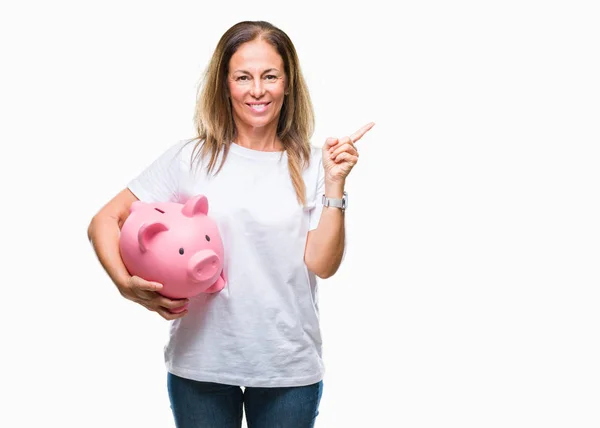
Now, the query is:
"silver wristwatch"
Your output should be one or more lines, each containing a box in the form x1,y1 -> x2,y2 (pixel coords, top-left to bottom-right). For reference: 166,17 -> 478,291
322,192 -> 348,211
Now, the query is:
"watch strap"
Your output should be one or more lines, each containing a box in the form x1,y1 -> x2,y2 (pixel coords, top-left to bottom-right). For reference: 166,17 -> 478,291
322,192 -> 347,210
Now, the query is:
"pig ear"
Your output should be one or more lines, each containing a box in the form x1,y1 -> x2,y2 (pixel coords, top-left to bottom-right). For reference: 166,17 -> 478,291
130,200 -> 144,213
182,195 -> 208,217
138,222 -> 169,253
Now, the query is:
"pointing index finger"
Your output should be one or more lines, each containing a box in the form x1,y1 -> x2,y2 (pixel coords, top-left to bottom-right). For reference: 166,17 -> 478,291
350,122 -> 375,144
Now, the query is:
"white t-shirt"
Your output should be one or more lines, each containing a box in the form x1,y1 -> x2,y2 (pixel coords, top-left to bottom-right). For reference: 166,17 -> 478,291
127,139 -> 326,387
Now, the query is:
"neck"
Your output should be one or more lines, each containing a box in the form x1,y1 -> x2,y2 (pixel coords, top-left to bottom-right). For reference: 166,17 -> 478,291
233,121 -> 283,152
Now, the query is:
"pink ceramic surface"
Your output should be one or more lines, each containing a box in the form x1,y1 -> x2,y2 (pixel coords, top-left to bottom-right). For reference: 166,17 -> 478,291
119,195 -> 226,312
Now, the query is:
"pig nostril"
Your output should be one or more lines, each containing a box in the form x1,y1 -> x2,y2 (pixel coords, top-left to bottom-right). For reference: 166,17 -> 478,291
179,248 -> 184,255
154,208 -> 165,214
205,235 -> 210,242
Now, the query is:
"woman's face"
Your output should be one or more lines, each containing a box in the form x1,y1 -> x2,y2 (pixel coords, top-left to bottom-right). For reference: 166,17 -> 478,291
227,39 -> 287,132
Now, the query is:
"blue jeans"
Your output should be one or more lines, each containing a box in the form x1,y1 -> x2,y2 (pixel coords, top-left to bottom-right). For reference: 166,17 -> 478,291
167,372 -> 323,428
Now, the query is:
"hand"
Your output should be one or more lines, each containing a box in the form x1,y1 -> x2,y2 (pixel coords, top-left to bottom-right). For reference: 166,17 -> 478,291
118,275 -> 189,320
322,122 -> 375,185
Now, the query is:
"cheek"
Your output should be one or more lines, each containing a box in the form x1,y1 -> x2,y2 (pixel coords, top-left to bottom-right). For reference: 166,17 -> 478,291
271,87 -> 286,103
228,82 -> 245,102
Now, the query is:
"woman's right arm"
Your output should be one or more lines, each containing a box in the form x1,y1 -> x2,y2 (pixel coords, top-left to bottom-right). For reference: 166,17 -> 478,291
87,188 -> 189,320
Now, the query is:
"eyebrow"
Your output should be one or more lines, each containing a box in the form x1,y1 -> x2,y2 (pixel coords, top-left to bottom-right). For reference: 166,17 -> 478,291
232,68 -> 281,74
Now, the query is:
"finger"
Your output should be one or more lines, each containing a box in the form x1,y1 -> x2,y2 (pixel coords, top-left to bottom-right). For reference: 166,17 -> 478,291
328,136 -> 353,153
131,286 -> 158,301
130,276 -> 163,292
334,152 -> 358,166
323,137 -> 339,151
156,306 -> 188,321
154,295 -> 190,309
349,122 -> 375,144
329,143 -> 358,160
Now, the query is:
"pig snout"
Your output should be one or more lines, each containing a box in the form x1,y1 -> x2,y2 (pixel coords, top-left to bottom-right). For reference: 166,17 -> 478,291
188,250 -> 221,284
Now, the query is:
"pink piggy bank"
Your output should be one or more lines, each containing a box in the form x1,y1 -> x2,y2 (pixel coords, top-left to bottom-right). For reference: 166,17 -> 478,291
119,194 -> 226,313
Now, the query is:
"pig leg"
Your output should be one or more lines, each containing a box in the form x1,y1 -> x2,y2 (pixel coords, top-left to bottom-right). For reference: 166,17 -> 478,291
204,274 -> 225,293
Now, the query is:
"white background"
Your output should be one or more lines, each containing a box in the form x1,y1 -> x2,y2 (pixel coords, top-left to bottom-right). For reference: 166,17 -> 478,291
1,0 -> 599,427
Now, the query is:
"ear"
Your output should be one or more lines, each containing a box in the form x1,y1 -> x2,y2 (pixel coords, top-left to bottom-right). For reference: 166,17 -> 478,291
138,222 -> 169,253
130,200 -> 144,213
182,194 -> 209,217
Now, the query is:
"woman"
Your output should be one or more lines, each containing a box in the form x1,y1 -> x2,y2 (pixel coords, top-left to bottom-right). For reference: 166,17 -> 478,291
88,20 -> 374,428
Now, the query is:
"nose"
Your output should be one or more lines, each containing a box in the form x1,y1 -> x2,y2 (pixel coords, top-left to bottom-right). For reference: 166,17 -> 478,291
187,249 -> 221,285
249,78 -> 265,98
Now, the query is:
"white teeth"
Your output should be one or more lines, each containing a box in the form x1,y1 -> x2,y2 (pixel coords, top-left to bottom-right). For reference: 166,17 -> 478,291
248,103 -> 268,111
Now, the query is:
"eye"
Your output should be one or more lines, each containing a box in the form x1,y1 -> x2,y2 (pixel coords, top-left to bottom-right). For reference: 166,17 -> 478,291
179,248 -> 184,255
236,75 -> 249,81
265,75 -> 277,81
154,208 -> 165,213
205,235 -> 211,242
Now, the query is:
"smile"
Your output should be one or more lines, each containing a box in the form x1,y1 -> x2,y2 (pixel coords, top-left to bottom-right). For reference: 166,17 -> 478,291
246,102 -> 271,112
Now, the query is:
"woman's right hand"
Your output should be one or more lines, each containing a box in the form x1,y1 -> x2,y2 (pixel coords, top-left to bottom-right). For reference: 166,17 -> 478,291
118,275 -> 189,320
88,188 -> 190,321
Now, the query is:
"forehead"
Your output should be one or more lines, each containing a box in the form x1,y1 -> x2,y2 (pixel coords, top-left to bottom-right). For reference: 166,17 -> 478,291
229,39 -> 284,72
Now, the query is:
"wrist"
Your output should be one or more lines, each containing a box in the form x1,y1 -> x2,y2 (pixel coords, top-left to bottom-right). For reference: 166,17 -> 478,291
321,190 -> 348,212
114,272 -> 132,291
324,180 -> 345,198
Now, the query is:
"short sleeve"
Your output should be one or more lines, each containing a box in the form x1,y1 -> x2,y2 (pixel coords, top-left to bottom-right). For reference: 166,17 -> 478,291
308,155 -> 325,231
127,141 -> 186,203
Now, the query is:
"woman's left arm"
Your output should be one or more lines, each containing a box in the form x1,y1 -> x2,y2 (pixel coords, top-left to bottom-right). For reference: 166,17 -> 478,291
304,122 -> 375,278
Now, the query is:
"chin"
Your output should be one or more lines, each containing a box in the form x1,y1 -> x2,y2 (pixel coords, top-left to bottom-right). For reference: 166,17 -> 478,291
243,116 -> 276,129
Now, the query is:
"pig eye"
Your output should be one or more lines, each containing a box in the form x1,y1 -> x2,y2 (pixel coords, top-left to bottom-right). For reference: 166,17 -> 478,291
205,235 -> 210,242
154,208 -> 165,214
179,248 -> 184,255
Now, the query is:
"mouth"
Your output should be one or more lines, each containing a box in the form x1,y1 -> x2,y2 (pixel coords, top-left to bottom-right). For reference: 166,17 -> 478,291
246,102 -> 271,113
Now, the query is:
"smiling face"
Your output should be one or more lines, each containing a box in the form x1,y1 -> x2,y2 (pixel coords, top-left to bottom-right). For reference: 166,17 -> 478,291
227,38 -> 287,133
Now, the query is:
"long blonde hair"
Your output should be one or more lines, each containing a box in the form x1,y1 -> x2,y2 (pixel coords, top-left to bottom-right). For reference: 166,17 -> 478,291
189,21 -> 315,205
